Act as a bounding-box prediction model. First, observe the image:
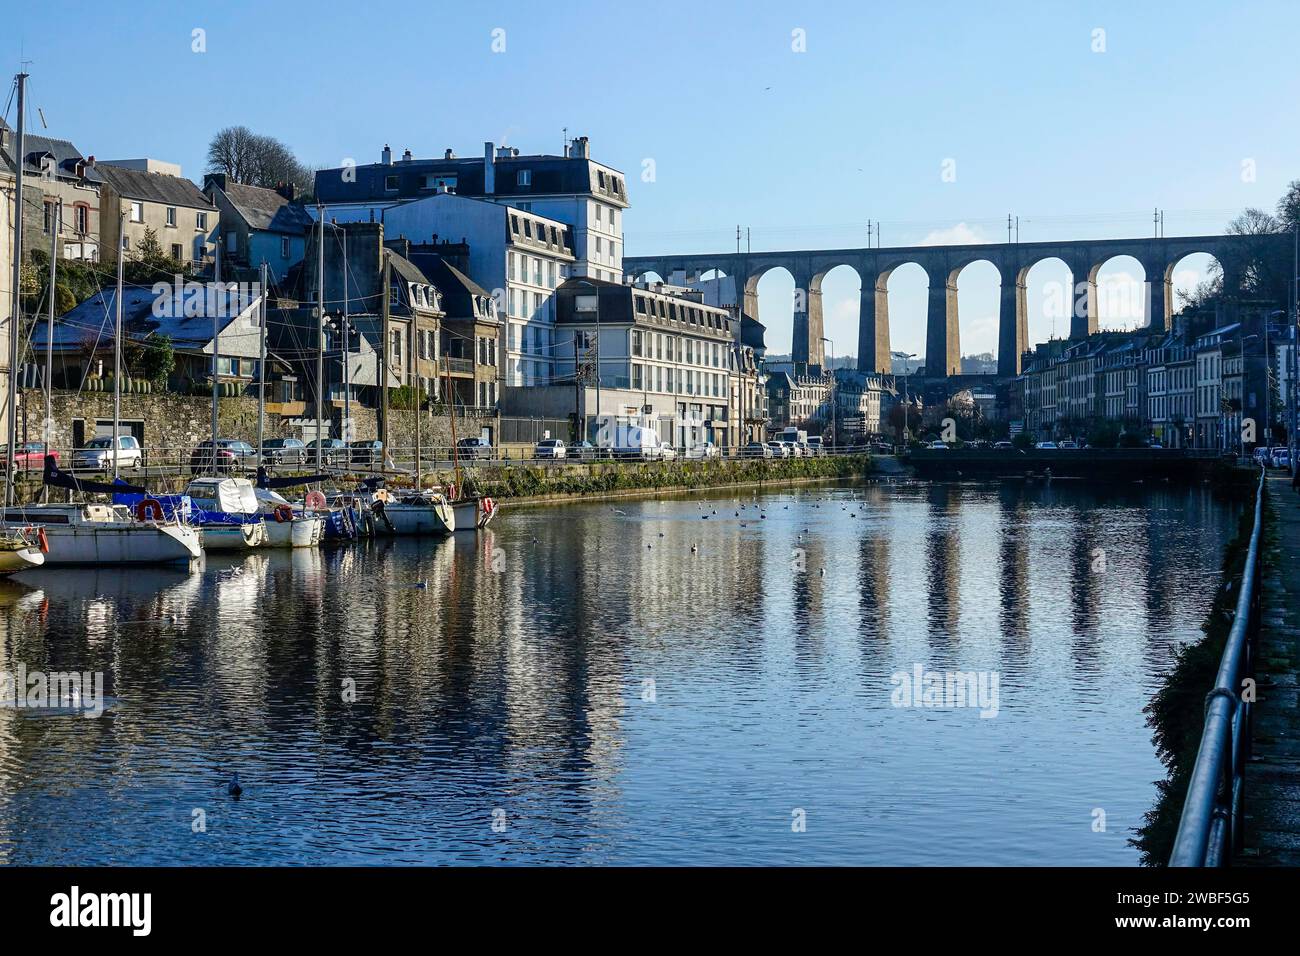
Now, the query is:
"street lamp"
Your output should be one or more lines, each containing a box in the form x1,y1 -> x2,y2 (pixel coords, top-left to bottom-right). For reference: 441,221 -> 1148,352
821,336 -> 835,448
892,350 -> 917,448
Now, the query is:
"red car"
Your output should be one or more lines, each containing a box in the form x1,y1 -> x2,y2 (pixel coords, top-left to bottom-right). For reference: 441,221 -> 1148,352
1,442 -> 57,471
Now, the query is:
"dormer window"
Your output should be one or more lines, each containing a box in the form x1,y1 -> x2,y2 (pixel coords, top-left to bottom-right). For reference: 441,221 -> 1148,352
384,174 -> 399,191
517,169 -> 531,186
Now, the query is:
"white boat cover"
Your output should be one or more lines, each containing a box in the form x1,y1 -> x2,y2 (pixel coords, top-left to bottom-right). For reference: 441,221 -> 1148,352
183,477 -> 260,515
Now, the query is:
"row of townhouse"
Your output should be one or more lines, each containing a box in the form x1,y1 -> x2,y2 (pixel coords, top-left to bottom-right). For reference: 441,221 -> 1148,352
763,366 -> 898,440
1017,306 -> 1285,451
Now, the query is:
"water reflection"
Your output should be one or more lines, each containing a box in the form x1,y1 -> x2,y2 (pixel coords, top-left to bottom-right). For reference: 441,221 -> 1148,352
0,480 -> 1239,865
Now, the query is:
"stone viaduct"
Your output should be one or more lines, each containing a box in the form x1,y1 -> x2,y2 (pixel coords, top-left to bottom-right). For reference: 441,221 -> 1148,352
624,234 -> 1283,379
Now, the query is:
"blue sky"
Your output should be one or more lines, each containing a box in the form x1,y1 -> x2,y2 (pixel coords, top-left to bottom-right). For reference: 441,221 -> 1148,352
5,0 -> 1298,360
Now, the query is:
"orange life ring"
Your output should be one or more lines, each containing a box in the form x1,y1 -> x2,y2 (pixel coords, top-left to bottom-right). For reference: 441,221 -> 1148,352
274,504 -> 294,523
135,498 -> 164,522
481,497 -> 494,515
36,527 -> 49,553
304,490 -> 327,511
446,483 -> 456,501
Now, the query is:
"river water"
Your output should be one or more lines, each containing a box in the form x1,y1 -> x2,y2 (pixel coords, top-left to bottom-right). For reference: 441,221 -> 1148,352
0,479 -> 1239,865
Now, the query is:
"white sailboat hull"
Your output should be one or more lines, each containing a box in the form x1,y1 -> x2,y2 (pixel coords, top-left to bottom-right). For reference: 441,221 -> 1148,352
199,522 -> 267,551
40,523 -> 201,565
262,515 -> 325,548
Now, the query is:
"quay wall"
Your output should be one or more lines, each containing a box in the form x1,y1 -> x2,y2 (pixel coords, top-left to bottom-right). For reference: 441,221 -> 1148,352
15,388 -> 495,455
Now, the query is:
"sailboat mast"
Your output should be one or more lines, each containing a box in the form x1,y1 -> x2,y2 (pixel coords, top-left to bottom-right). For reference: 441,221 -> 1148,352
210,244 -> 220,473
444,359 -> 460,494
315,203 -> 324,468
112,210 -> 124,483
256,260 -> 267,456
5,73 -> 28,507
43,199 -> 59,503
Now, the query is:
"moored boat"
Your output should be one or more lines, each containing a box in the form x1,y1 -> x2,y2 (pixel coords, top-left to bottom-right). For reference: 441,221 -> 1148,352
372,490 -> 455,536
0,526 -> 45,574
3,503 -> 201,565
451,495 -> 498,531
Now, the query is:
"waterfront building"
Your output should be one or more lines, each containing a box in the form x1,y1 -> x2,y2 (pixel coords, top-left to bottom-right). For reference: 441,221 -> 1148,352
0,118 -> 101,261
342,191 -> 574,387
97,160 -> 219,270
1193,323 -> 1235,449
292,221 -> 445,405
402,245 -> 501,412
833,369 -> 897,439
203,175 -> 312,282
314,137 -> 627,283
766,366 -> 832,431
550,276 -> 736,448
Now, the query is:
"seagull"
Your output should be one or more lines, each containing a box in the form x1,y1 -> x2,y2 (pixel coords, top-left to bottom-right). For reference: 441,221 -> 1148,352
227,773 -> 242,798
819,567 -> 826,576
690,543 -> 698,554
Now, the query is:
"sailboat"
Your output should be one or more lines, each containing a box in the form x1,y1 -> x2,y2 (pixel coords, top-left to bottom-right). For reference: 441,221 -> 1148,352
0,76 -> 45,574
5,73 -> 196,567
22,216 -> 200,564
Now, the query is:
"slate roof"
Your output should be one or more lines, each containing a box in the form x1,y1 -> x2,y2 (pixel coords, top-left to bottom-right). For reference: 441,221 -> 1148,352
97,164 -> 212,208
32,285 -> 259,353
216,180 -> 313,234
406,254 -> 494,323
0,118 -> 101,184
315,151 -> 628,207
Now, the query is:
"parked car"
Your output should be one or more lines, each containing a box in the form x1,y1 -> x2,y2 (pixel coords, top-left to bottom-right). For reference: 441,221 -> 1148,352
1148,442 -> 1163,449
657,445 -> 679,461
685,442 -> 720,460
1059,440 -> 1080,450
767,441 -> 790,458
349,440 -> 384,465
260,437 -> 308,467
534,439 -> 567,460
795,441 -> 814,457
456,436 -> 493,461
928,441 -> 949,450
306,438 -> 350,466
567,440 -> 600,460
992,441 -> 1014,450
75,435 -> 143,472
805,436 -> 825,457
1271,448 -> 1291,470
0,442 -> 57,471
781,440 -> 801,457
189,439 -> 258,475
743,441 -> 774,458
1035,441 -> 1058,449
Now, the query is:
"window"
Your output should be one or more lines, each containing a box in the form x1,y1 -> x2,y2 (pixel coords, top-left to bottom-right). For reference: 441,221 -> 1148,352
517,169 -> 531,186
42,202 -> 54,234
390,330 -> 401,364
196,212 -> 208,230
510,215 -> 519,234
595,206 -> 602,224
74,205 -> 88,234
631,364 -> 643,390
632,330 -> 643,357
523,220 -> 533,239
281,236 -> 290,258
165,207 -> 177,227
384,175 -> 399,191
171,243 -> 182,261
130,201 -> 144,223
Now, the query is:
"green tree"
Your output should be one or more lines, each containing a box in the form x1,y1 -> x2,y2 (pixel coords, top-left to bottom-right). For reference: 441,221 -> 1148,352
141,334 -> 175,389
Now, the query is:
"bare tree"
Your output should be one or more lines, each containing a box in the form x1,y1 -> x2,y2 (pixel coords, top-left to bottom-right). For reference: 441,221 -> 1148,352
206,126 -> 313,196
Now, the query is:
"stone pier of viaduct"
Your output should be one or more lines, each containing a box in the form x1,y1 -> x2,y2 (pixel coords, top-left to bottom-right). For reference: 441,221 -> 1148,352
624,234 -> 1283,379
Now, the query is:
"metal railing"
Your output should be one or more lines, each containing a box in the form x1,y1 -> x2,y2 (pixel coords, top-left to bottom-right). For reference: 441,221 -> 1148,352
1169,463 -> 1267,866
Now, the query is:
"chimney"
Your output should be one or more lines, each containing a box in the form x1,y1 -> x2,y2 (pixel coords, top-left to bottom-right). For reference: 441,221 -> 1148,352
402,148 -> 413,162
85,154 -> 95,168
444,148 -> 455,159
381,144 -> 392,165
571,136 -> 590,159
276,181 -> 297,202
483,141 -> 495,195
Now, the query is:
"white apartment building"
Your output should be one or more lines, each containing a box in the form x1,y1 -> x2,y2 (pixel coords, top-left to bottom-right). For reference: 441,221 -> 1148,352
371,192 -> 575,387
